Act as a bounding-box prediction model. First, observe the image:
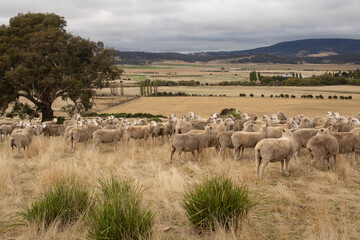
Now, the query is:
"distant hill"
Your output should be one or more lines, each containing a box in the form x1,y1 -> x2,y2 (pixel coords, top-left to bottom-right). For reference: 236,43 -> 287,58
200,39 -> 360,57
115,38 -> 360,64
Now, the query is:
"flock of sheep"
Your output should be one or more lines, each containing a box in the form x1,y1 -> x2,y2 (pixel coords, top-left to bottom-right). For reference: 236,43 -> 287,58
1,110 -> 360,179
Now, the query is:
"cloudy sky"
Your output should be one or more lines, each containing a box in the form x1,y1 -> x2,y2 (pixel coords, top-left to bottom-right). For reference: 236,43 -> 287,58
1,0 -> 360,52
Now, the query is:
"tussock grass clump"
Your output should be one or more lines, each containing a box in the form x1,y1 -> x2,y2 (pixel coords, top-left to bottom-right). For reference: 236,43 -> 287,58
87,176 -> 155,240
181,176 -> 256,231
21,179 -> 90,228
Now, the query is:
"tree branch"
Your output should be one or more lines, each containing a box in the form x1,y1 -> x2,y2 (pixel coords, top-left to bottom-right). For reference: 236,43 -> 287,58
17,92 -> 42,106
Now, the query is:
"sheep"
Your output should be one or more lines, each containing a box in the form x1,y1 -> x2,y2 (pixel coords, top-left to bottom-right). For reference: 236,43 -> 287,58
175,119 -> 192,134
218,122 -> 255,158
63,115 -> 81,127
10,126 -> 36,154
42,124 -> 65,137
255,128 -> 294,179
267,120 -> 298,139
277,111 -> 287,121
64,121 -> 82,142
69,122 -> 101,152
170,126 -> 216,163
152,122 -> 166,142
299,118 -> 316,128
330,131 -> 360,162
292,128 -> 319,161
125,121 -> 157,146
134,119 -> 148,126
0,123 -> 17,141
307,128 -> 339,170
93,125 -> 128,151
350,128 -> 360,133
231,125 -> 269,160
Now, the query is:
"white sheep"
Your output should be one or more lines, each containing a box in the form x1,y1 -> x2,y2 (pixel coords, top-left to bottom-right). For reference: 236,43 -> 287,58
255,128 -> 294,179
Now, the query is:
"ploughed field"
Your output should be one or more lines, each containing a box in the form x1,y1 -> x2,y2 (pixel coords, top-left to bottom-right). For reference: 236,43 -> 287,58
1,114 -> 360,239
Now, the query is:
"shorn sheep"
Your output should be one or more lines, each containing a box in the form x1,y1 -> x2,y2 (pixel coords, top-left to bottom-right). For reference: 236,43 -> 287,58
307,128 -> 339,170
170,126 -> 216,163
255,129 -> 294,179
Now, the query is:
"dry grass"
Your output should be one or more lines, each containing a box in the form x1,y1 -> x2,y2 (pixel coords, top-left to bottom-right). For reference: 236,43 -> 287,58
101,96 -> 360,118
0,133 -> 360,239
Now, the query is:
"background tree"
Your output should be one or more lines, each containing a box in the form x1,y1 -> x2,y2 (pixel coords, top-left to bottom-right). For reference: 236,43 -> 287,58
249,71 -> 257,81
0,13 -> 122,120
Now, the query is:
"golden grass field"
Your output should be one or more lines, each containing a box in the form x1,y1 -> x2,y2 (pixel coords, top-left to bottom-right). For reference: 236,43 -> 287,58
101,96 -> 360,119
0,130 -> 360,239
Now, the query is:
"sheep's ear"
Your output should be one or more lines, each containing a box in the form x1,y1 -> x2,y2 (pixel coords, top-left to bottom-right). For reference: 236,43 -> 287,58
282,129 -> 286,133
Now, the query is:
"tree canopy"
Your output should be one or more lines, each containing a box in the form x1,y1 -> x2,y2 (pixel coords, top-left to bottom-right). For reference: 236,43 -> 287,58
0,12 -> 122,120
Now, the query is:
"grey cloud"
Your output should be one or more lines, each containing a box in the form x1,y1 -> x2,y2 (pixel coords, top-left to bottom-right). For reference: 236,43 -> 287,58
1,0 -> 360,52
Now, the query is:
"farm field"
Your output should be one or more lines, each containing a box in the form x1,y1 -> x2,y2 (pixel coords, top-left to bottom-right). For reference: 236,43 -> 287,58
118,61 -> 360,84
101,96 -> 360,118
0,131 -> 360,239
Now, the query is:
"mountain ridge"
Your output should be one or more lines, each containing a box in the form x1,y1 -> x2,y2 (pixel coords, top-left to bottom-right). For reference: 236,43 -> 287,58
115,38 -> 360,64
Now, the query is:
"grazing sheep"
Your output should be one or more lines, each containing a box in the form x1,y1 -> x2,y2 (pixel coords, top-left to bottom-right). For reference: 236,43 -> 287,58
307,128 -> 339,170
331,131 -> 360,162
231,125 -> 269,160
255,128 -> 294,179
93,125 -> 128,151
69,122 -> 101,152
170,126 -> 216,163
125,121 -> 157,146
10,127 -> 36,154
292,128 -> 319,161
42,124 -> 65,137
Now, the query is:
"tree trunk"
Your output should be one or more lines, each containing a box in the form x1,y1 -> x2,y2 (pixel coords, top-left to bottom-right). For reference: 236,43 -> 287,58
41,103 -> 54,122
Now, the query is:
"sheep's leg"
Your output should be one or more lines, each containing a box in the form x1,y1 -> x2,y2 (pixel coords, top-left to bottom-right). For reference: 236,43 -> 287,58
280,160 -> 284,175
234,147 -> 239,161
170,146 -> 176,163
198,148 -> 202,162
333,155 -> 338,170
178,150 -> 184,163
218,147 -> 224,159
284,158 -> 290,176
240,147 -> 245,159
294,148 -> 300,162
255,151 -> 262,179
355,152 -> 359,164
259,160 -> 270,179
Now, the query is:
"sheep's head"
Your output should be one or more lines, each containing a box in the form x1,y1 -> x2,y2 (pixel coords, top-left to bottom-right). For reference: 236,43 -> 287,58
53,118 -> 58,123
316,128 -> 330,136
150,121 -> 157,127
281,128 -> 293,138
326,111 -> 333,118
76,114 -> 81,121
241,113 -> 250,121
211,113 -> 218,119
188,112 -> 195,119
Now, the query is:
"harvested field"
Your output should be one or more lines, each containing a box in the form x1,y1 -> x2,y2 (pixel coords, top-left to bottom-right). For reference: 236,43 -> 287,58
101,96 -> 360,118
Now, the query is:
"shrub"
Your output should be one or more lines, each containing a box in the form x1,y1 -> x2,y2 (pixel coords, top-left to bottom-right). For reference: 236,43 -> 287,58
333,95 -> 338,99
270,94 -> 273,98
87,176 -> 154,240
328,96 -> 333,99
261,94 -> 264,97
21,179 -> 90,228
181,176 -> 256,232
250,93 -> 254,97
